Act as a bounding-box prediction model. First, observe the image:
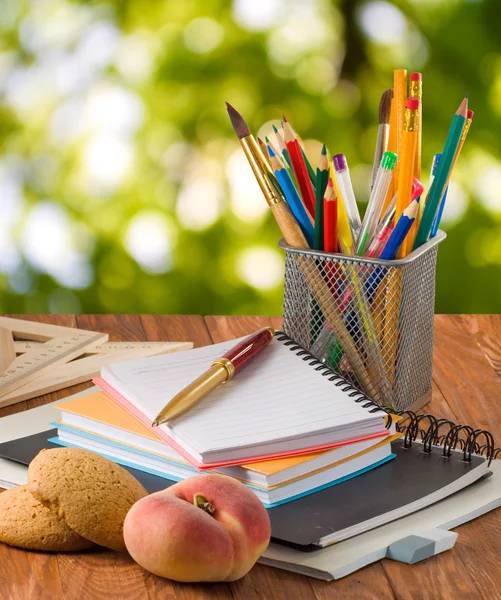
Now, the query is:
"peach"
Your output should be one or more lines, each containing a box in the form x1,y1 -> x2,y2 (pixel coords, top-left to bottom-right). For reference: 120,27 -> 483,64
124,474 -> 271,582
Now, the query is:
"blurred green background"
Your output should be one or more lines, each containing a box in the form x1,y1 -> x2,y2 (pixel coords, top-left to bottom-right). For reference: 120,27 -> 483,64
0,0 -> 500,315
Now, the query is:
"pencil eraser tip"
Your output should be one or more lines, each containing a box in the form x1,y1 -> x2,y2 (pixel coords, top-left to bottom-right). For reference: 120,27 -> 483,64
406,97 -> 420,110
410,72 -> 422,82
412,178 -> 424,199
467,109 -> 474,119
333,154 -> 347,171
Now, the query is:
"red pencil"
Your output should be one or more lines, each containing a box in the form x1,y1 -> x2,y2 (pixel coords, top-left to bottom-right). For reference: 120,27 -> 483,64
283,115 -> 316,218
323,178 -> 338,253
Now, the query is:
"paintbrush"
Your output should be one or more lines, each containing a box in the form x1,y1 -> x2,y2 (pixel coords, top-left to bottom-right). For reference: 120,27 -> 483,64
226,102 -> 308,248
371,89 -> 393,189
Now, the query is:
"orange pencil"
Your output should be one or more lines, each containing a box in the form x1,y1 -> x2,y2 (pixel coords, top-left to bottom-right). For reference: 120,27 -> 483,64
283,115 -> 316,218
382,70 -> 407,213
396,97 -> 420,257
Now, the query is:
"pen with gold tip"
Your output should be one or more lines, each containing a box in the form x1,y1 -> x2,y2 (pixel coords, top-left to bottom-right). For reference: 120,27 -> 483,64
151,327 -> 275,426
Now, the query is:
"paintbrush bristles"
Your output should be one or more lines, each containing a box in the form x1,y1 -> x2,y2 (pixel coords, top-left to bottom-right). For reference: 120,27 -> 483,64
379,89 -> 393,125
225,102 -> 251,139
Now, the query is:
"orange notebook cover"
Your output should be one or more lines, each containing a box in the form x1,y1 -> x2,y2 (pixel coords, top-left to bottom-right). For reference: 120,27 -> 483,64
57,391 -> 395,475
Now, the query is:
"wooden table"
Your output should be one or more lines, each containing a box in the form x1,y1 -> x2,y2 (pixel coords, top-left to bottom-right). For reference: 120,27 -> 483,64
1,314 -> 501,600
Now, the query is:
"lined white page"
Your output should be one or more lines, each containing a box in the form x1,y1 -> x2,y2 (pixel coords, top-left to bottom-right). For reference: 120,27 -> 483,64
102,337 -> 382,455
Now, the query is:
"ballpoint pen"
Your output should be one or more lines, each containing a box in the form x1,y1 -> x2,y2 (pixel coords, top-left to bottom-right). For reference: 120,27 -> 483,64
357,151 -> 397,255
152,327 -> 275,425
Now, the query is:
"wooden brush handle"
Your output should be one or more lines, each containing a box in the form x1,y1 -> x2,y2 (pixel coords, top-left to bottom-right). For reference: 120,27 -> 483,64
270,201 -> 308,248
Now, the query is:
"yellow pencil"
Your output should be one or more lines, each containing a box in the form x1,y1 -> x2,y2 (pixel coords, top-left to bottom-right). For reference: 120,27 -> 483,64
382,70 -> 407,214
396,97 -> 420,258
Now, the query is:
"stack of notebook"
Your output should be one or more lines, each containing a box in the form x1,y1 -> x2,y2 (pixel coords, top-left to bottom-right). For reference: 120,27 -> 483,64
50,332 -> 399,507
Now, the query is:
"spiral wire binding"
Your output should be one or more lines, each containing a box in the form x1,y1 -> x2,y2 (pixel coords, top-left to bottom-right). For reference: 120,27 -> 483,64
393,410 -> 498,467
274,331 -> 391,428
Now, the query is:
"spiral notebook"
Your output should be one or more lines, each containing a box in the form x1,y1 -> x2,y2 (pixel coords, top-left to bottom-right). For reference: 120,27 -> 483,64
94,332 -> 390,468
0,416 -> 495,550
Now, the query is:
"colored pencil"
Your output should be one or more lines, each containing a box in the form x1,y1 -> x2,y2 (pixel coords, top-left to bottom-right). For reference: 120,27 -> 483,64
323,178 -> 338,253
381,199 -> 420,260
257,136 -> 273,171
313,145 -> 329,250
272,124 -> 293,170
265,135 -> 284,166
413,96 -> 468,250
269,146 -> 314,248
431,108 -> 473,238
396,97 -> 420,257
371,89 -> 393,189
283,115 -> 316,218
301,146 -> 317,188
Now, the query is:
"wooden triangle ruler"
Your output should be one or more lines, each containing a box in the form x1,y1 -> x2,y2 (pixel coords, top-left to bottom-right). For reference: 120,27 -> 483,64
0,317 -> 192,409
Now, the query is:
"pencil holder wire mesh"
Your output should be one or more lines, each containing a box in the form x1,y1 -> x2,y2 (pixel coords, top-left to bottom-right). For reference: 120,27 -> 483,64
279,231 -> 446,412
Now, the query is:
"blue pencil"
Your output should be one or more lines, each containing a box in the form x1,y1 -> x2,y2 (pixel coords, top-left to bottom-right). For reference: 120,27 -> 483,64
268,146 -> 314,248
430,153 -> 447,238
380,199 -> 420,260
365,200 -> 419,300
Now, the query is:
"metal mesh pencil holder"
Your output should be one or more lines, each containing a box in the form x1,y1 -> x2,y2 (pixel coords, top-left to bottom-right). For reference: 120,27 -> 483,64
279,231 -> 446,412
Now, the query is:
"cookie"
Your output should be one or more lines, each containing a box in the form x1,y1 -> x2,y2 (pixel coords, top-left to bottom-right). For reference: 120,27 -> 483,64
0,486 -> 94,552
28,448 -> 147,552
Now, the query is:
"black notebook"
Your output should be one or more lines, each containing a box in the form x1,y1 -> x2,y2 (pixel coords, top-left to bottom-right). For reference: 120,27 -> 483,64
0,413 -> 496,551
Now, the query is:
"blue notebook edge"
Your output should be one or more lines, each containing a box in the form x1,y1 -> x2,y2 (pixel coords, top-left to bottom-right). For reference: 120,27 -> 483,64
48,432 -> 395,509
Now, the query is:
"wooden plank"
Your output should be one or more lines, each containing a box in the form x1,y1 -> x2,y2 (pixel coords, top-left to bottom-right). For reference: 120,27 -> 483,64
0,327 -> 15,372
204,316 -> 272,342
57,553 -> 149,600
141,314 -> 212,348
76,314 -> 146,343
461,315 -> 501,377
270,316 -> 283,331
381,550 -> 484,600
451,503 -> 501,600
312,567 -> 396,600
146,575 -> 234,600
0,537 -> 64,600
432,315 -> 501,437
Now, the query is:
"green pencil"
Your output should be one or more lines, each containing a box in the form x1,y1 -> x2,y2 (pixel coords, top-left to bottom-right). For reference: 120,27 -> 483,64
313,145 -> 329,250
413,96 -> 468,250
301,147 -> 317,188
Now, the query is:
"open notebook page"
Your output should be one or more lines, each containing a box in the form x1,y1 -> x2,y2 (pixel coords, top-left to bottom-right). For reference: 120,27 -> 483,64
102,336 -> 383,455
